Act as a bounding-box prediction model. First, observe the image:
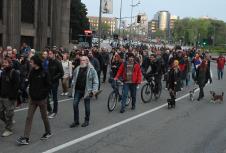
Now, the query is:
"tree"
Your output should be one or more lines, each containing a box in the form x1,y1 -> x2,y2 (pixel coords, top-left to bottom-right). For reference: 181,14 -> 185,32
70,0 -> 90,40
172,18 -> 226,46
101,23 -> 111,38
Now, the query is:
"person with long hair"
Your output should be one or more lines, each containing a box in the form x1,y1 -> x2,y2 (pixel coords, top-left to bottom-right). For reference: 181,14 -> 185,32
196,60 -> 212,101
167,60 -> 181,108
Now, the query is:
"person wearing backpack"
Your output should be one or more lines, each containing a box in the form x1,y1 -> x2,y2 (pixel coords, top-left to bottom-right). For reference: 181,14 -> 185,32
17,55 -> 52,145
114,53 -> 142,113
0,58 -> 20,137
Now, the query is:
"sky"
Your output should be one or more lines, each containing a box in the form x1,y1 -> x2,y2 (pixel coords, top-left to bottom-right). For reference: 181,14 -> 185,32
81,0 -> 226,23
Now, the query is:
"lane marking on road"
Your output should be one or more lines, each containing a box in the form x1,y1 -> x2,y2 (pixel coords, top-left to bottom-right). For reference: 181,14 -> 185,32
42,89 -> 199,153
15,98 -> 73,112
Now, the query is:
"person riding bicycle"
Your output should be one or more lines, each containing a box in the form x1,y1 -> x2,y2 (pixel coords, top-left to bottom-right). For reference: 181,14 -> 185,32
114,53 -> 142,113
145,53 -> 164,95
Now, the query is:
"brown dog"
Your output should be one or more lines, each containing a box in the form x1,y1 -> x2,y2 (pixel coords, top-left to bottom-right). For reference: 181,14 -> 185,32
210,91 -> 224,103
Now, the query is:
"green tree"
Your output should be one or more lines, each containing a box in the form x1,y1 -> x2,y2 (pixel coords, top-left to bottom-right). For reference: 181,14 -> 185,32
172,18 -> 226,46
70,0 -> 90,40
101,23 -> 111,37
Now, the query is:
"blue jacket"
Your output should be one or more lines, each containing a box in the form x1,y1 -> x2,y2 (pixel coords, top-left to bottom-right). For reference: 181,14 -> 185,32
72,63 -> 99,97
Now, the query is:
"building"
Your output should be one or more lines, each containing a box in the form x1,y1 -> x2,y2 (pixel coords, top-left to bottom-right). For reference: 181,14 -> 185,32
137,13 -> 149,36
88,16 -> 118,35
0,0 -> 71,50
158,11 -> 171,31
170,15 -> 179,29
148,20 -> 158,37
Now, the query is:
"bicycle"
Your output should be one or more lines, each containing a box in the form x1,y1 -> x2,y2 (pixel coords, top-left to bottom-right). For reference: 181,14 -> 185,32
107,80 -> 131,112
141,74 -> 162,103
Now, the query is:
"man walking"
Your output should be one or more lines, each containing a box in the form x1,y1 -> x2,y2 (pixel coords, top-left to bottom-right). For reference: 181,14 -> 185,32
17,55 -> 52,145
70,56 -> 99,128
217,54 -> 225,80
0,58 -> 20,137
47,50 -> 64,119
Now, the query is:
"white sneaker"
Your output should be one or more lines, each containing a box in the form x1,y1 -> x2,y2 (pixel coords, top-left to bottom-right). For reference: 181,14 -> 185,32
61,93 -> 65,96
48,113 -> 57,119
2,130 -> 13,137
64,92 -> 69,96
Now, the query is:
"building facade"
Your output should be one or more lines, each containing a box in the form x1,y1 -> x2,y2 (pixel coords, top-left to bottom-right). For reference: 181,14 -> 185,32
0,0 -> 71,50
170,15 -> 179,29
88,16 -> 117,36
158,11 -> 171,31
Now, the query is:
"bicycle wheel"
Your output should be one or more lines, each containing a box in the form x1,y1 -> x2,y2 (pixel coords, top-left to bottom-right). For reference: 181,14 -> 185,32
141,83 -> 153,103
107,91 -> 118,112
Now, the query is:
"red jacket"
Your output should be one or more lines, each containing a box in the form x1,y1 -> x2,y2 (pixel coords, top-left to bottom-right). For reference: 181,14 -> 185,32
217,57 -> 226,70
114,62 -> 142,84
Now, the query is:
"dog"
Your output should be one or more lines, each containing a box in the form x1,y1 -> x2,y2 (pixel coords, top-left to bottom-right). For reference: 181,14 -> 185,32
210,91 -> 224,103
189,88 -> 197,101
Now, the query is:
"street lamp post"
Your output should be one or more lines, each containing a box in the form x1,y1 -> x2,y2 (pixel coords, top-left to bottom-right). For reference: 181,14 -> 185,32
129,0 -> 140,47
118,0 -> 123,45
98,0 -> 103,50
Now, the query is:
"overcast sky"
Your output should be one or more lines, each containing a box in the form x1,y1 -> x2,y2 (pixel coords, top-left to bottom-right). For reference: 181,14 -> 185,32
81,0 -> 226,22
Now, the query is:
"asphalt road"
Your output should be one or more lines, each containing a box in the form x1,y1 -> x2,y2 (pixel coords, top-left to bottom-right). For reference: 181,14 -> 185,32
1,62 -> 226,153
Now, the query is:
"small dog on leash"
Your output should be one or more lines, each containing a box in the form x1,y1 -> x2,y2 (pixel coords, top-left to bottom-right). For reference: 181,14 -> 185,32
189,88 -> 197,101
210,91 -> 224,103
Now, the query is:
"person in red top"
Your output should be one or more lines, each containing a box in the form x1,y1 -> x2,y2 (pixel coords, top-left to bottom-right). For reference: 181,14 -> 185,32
114,53 -> 142,113
217,54 -> 226,80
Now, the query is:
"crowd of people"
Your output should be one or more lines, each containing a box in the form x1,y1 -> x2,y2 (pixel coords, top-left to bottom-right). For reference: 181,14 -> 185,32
0,43 -> 225,145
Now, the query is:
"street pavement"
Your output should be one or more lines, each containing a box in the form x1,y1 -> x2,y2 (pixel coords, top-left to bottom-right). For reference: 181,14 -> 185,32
1,62 -> 226,153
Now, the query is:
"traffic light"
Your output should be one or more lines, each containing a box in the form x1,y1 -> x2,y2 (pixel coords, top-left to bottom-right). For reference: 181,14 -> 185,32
137,15 -> 141,23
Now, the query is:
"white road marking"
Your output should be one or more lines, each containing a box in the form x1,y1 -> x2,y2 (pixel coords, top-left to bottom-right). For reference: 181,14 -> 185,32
14,98 -> 73,112
42,89 -> 199,153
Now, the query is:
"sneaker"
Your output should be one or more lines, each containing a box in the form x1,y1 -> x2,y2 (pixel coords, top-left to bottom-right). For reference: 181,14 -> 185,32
64,92 -> 69,96
2,130 -> 13,137
61,93 -> 65,96
81,121 -> 89,127
13,120 -> 16,124
40,133 -> 52,140
70,122 -> 80,128
48,113 -> 57,119
17,136 -> 29,145
131,106 -> 136,110
120,109 -> 125,114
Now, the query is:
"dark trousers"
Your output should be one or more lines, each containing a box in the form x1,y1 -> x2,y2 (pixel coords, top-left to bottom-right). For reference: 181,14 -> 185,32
218,69 -> 224,80
73,90 -> 91,123
24,99 -> 51,138
47,82 -> 59,113
102,65 -> 108,82
0,98 -> 15,131
198,86 -> 204,98
97,71 -> 101,90
121,83 -> 137,111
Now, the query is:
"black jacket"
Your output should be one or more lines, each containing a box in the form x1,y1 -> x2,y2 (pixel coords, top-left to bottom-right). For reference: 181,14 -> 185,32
29,68 -> 51,101
0,68 -> 20,100
48,58 -> 64,83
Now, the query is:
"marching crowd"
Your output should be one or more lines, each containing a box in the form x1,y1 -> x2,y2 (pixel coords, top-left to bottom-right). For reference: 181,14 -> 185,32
0,43 -> 225,145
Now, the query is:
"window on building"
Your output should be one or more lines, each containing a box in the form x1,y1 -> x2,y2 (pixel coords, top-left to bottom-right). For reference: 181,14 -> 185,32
21,36 -> 34,48
21,0 -> 35,23
0,34 -> 2,46
0,0 -> 3,20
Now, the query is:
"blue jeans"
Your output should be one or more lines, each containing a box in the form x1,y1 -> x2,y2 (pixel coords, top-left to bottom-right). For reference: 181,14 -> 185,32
47,82 -> 59,113
218,69 -> 224,80
121,83 -> 137,111
73,90 -> 90,123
